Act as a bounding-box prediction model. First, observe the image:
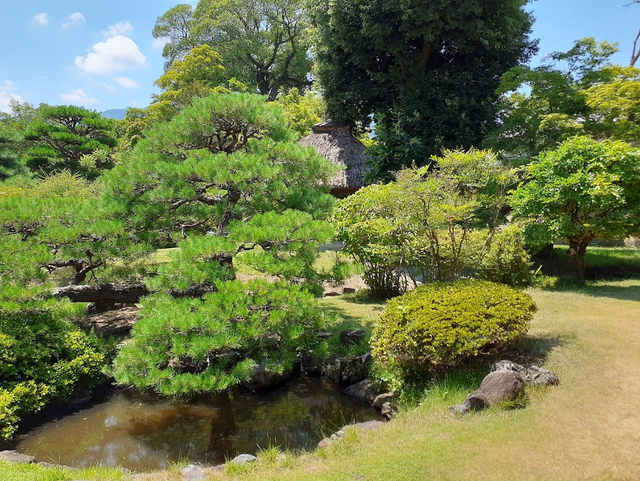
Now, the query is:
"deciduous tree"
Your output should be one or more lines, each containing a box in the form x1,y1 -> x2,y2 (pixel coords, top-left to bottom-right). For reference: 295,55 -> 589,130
510,136 -> 640,280
154,0 -> 313,100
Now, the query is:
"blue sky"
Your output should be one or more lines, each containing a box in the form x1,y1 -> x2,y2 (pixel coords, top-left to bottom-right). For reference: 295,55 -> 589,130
0,0 -> 637,113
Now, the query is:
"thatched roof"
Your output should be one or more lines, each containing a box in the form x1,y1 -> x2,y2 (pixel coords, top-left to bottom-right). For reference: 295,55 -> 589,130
300,121 -> 369,192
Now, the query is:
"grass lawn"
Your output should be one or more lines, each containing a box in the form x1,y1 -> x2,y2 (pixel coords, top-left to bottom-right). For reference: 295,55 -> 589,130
4,247 -> 640,480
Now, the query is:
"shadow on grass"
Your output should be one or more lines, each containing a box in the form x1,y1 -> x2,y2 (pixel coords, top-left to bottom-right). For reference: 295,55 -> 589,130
537,277 -> 640,302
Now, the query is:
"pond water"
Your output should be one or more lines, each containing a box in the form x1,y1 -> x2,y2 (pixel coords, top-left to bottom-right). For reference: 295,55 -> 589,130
15,377 -> 380,472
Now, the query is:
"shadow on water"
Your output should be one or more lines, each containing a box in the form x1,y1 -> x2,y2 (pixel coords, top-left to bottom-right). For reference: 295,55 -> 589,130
13,377 -> 381,473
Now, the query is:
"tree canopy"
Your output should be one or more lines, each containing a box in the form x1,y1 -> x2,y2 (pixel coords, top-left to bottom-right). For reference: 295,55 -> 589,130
105,92 -> 338,395
23,106 -> 117,179
154,0 -> 313,101
484,38 -> 640,164
311,0 -> 535,180
511,136 -> 640,280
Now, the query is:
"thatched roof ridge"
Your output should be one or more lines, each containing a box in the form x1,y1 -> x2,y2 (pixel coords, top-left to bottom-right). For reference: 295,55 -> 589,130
300,122 -> 369,190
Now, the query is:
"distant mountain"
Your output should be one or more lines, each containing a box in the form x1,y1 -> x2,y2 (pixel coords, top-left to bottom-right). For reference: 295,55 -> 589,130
102,109 -> 127,120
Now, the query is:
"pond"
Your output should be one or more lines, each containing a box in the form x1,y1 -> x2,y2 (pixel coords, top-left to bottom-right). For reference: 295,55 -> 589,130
15,377 -> 380,472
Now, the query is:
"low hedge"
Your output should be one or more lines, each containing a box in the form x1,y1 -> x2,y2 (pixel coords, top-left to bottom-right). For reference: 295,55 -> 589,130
0,307 -> 105,440
371,280 -> 537,373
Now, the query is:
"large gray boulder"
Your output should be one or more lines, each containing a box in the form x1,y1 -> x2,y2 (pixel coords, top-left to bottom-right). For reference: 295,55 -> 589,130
475,370 -> 525,405
450,370 -> 525,414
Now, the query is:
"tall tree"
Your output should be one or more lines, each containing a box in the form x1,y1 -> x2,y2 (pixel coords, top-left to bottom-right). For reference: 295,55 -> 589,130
24,106 -> 117,179
154,0 -> 313,101
510,136 -> 640,281
311,0 -> 535,180
484,39 -> 639,164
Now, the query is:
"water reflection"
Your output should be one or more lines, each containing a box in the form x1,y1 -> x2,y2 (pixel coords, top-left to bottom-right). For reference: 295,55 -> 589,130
16,377 -> 379,472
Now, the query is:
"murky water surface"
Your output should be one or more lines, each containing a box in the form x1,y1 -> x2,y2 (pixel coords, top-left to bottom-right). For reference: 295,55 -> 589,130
16,378 -> 379,472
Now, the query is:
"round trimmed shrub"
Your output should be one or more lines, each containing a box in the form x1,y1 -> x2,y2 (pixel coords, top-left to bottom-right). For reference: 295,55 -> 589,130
371,280 -> 537,373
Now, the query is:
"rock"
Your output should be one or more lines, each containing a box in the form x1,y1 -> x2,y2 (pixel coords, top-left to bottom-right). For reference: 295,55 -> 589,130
350,420 -> 385,432
77,306 -> 139,337
323,352 -> 371,385
373,392 -> 395,409
449,394 -> 488,414
317,438 -> 333,449
324,291 -> 341,297
313,329 -> 332,340
244,364 -> 293,391
491,360 -> 527,374
182,464 -> 208,481
317,420 -> 385,449
525,366 -> 560,387
230,453 -> 257,464
381,402 -> 397,419
344,378 -> 377,404
340,329 -> 366,346
0,450 -> 36,464
475,370 -> 525,405
343,287 -> 357,294
492,360 -> 559,387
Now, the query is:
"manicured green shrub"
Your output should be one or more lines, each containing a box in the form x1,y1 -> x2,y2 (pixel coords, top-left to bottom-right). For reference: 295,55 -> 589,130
476,226 -> 535,286
0,307 -> 105,440
371,280 -> 536,375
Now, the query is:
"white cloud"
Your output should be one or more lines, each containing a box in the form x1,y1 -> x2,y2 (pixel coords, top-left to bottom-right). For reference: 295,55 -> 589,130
101,82 -> 116,93
34,13 -> 50,26
60,89 -> 98,105
152,36 -> 170,51
62,12 -> 85,28
74,36 -> 147,75
103,21 -> 133,37
0,81 -> 23,113
115,76 -> 140,89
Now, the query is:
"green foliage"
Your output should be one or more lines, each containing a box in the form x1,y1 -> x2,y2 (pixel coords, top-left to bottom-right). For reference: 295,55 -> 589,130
371,280 -> 536,377
23,106 -> 116,179
0,171 -> 131,293
476,226 -> 535,287
275,88 -> 325,138
510,136 -> 640,280
0,306 -> 105,439
584,66 -> 640,142
485,38 -> 639,164
150,44 -> 248,122
108,92 -> 338,395
111,280 -> 325,396
0,125 -> 28,181
154,0 -> 313,100
311,0 -> 535,179
334,149 -> 516,298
